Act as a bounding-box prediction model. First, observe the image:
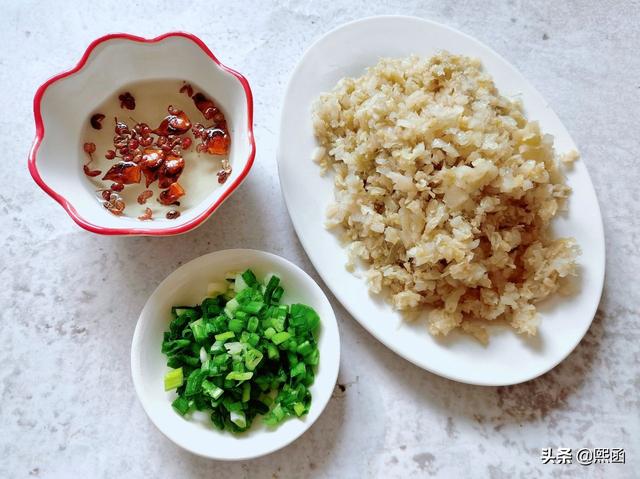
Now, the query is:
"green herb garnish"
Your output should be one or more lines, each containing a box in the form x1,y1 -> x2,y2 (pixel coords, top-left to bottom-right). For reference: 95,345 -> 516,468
161,269 -> 320,432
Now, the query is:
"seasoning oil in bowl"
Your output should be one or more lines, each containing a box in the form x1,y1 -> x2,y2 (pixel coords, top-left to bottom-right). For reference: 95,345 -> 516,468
81,79 -> 231,221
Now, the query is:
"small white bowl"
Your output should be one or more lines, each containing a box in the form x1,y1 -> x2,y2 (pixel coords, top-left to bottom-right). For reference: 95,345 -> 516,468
29,33 -> 256,236
131,249 -> 340,460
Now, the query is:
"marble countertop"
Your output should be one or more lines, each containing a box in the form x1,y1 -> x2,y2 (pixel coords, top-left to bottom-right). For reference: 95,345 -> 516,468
2,1 -> 638,478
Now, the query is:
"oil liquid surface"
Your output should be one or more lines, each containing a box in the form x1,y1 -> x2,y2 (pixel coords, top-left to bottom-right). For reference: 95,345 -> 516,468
82,79 -> 229,220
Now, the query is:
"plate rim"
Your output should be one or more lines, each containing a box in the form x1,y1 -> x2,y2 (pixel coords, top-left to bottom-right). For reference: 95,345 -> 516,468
276,15 -> 605,386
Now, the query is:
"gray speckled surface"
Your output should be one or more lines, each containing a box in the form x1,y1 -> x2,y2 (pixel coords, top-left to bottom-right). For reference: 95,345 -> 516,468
2,1 -> 639,478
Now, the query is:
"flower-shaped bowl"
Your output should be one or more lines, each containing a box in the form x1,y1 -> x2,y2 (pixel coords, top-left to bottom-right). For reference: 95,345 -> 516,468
29,32 -> 255,235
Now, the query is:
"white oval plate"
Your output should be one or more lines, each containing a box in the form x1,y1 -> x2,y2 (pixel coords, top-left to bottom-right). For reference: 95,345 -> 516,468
277,16 -> 605,386
30,33 -> 255,236
131,249 -> 340,459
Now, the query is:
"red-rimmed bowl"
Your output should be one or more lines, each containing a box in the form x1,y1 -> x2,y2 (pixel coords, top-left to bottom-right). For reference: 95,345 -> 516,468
29,32 -> 255,236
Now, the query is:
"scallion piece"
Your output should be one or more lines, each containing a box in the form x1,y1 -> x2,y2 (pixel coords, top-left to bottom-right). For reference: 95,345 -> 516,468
291,362 -> 306,377
271,331 -> 291,345
224,342 -> 243,355
242,301 -> 264,314
296,340 -> 314,356
242,382 -> 251,402
241,269 -> 259,287
225,371 -> 253,381
304,349 -> 319,366
228,318 -> 245,333
247,316 -> 259,332
172,396 -> 191,416
234,273 -> 249,293
266,342 -> 279,360
264,275 -> 280,302
215,331 -> 235,341
223,298 -> 239,317
202,379 -> 224,400
247,332 -> 260,347
293,402 -> 306,417
164,367 -> 184,391
244,348 -> 263,371
230,410 -> 246,429
185,369 -> 207,397
199,346 -> 209,363
271,286 -> 285,303
271,315 -> 286,333
161,339 -> 190,355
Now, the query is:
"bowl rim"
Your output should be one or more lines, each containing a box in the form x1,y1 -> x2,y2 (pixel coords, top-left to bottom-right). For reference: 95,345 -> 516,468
28,32 -> 256,236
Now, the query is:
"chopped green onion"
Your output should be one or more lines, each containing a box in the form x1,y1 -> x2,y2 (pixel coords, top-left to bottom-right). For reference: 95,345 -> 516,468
293,402 -> 306,417
285,338 -> 298,352
242,382 -> 251,402
201,359 -> 216,374
247,332 -> 260,347
271,286 -> 284,303
225,371 -> 253,381
213,352 -> 230,366
202,297 -> 221,313
172,396 -> 191,416
271,331 -> 291,345
244,348 -> 263,371
230,410 -> 246,429
224,342 -> 243,355
223,298 -> 239,317
274,305 -> 288,318
266,343 -> 279,360
287,351 -> 299,366
304,349 -> 319,366
231,360 -> 244,372
215,331 -> 235,341
271,314 -> 286,332
228,318 -> 245,333
264,275 -> 280,303
242,301 -> 264,314
164,368 -> 184,391
264,403 -> 285,425
161,339 -> 190,355
234,273 -> 249,293
291,362 -> 306,377
234,310 -> 248,320
289,304 -> 320,332
185,369 -> 207,397
199,346 -> 209,363
202,379 -> 224,399
161,268 -> 320,432
241,269 -> 259,287
302,370 -> 315,387
296,340 -> 314,356
247,316 -> 259,332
